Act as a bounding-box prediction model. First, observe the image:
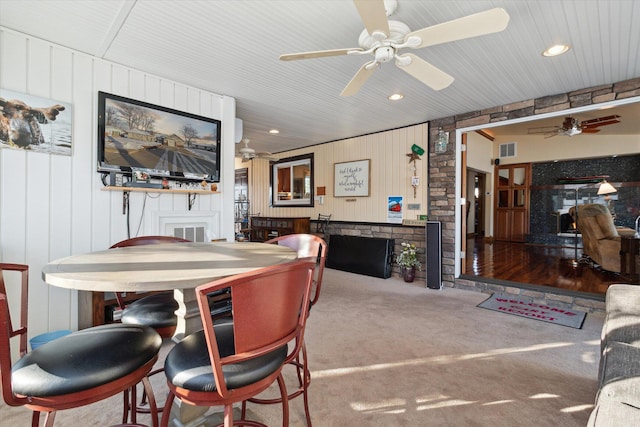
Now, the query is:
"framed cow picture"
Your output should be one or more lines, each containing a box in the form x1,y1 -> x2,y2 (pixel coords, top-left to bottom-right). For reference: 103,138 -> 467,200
0,89 -> 73,156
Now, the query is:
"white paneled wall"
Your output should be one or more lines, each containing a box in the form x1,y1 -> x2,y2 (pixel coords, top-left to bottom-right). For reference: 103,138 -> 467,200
0,28 -> 236,340
244,123 -> 430,222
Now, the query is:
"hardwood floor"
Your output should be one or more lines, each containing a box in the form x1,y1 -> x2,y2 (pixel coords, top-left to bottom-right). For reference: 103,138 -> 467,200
464,238 -> 639,296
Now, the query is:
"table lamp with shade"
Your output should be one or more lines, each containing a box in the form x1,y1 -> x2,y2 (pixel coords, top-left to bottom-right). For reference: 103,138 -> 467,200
597,180 -> 617,217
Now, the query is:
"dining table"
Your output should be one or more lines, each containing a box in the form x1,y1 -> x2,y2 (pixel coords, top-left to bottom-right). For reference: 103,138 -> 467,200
41,241 -> 298,340
42,240 -> 297,425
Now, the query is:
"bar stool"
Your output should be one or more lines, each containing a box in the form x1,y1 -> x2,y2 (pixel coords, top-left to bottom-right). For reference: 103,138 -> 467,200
251,234 -> 327,426
0,263 -> 161,427
109,236 -> 189,421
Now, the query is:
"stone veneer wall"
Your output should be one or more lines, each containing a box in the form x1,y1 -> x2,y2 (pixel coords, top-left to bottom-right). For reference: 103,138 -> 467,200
320,220 -> 606,313
427,77 -> 640,313
321,221 -> 427,282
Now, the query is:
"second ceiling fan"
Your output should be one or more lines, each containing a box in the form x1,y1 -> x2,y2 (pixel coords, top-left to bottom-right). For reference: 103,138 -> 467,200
238,139 -> 276,162
280,0 -> 510,96
528,115 -> 621,138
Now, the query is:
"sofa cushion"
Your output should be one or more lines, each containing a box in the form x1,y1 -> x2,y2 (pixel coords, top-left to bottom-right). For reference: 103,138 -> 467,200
602,285 -> 640,349
581,216 -> 606,240
597,342 -> 640,407
616,227 -> 637,238
606,285 -> 640,315
595,213 -> 619,239
602,314 -> 640,349
588,399 -> 640,427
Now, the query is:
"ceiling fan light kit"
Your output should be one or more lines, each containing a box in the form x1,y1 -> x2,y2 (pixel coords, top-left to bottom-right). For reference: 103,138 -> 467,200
280,1 -> 510,96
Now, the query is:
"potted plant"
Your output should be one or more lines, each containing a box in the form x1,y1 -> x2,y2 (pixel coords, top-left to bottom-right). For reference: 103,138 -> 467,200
395,242 -> 421,282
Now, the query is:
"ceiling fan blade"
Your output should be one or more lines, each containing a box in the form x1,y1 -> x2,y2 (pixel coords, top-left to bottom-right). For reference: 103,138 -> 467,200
405,8 -> 510,49
528,126 -> 561,135
340,62 -> 377,97
280,48 -> 361,61
353,0 -> 390,38
581,115 -> 621,128
581,128 -> 601,133
256,152 -> 277,161
397,53 -> 454,91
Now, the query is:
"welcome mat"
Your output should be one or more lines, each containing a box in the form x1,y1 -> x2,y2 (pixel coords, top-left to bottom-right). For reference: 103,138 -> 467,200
477,294 -> 586,329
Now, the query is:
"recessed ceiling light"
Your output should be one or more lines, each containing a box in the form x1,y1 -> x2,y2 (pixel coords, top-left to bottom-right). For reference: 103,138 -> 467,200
542,44 -> 570,57
388,93 -> 404,101
269,129 -> 280,134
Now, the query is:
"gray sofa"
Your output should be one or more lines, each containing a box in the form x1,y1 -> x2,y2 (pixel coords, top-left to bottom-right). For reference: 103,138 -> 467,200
588,284 -> 640,426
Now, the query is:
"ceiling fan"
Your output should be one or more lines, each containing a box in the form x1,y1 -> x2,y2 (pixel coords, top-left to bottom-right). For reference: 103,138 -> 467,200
279,0 -> 510,96
238,139 -> 276,162
528,115 -> 621,138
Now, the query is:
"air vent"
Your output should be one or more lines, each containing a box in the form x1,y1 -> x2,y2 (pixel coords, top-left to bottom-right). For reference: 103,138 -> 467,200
499,142 -> 516,158
170,225 -> 206,242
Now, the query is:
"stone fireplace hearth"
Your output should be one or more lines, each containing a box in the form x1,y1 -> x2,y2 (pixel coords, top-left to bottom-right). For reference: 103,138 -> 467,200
528,154 -> 640,247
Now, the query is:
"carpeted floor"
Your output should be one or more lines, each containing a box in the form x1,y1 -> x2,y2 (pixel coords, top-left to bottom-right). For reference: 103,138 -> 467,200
2,268 -> 604,426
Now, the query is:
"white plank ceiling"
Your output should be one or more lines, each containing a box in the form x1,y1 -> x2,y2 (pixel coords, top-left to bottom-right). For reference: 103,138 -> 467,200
1,0 -> 638,154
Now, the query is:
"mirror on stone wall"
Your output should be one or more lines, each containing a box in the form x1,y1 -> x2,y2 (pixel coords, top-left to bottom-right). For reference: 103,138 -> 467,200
270,153 -> 314,207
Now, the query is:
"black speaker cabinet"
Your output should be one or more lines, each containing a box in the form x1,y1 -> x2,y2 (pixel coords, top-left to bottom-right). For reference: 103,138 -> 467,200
326,235 -> 394,279
425,221 -> 442,289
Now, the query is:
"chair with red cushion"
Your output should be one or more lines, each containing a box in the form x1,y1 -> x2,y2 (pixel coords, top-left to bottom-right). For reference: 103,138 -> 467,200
254,234 -> 327,426
109,236 -> 190,419
109,235 -> 191,339
161,259 -> 315,427
0,262 -> 161,427
265,234 -> 327,307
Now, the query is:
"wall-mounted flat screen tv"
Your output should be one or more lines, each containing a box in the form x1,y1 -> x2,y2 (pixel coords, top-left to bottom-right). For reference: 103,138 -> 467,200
97,91 -> 221,182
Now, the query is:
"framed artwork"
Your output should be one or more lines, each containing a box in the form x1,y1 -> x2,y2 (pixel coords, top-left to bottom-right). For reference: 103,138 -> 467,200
334,159 -> 370,197
387,196 -> 403,224
0,89 -> 72,156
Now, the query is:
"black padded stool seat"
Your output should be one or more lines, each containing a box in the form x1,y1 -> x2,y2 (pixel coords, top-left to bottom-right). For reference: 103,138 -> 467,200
12,324 -> 162,397
164,322 -> 287,392
122,293 -> 178,330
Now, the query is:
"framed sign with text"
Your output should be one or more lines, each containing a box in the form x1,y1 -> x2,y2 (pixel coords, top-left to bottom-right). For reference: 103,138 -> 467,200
334,159 -> 370,197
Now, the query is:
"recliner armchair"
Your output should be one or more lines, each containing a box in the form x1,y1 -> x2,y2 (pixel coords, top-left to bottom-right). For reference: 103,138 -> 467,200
570,203 -> 635,273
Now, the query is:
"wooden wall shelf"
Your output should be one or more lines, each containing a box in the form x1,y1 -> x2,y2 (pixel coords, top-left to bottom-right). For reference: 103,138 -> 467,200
102,186 -> 217,195
102,186 -> 219,210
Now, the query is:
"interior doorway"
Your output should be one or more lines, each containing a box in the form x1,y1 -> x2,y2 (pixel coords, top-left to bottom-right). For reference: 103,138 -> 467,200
466,169 -> 487,238
474,173 -> 486,237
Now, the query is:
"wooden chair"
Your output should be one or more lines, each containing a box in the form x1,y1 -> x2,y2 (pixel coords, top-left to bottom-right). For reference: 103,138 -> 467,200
0,263 -> 161,427
265,234 -> 327,308
110,235 -> 190,337
255,234 -> 328,426
109,235 -> 190,419
311,214 -> 331,240
161,260 -> 315,427
239,212 -> 261,241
